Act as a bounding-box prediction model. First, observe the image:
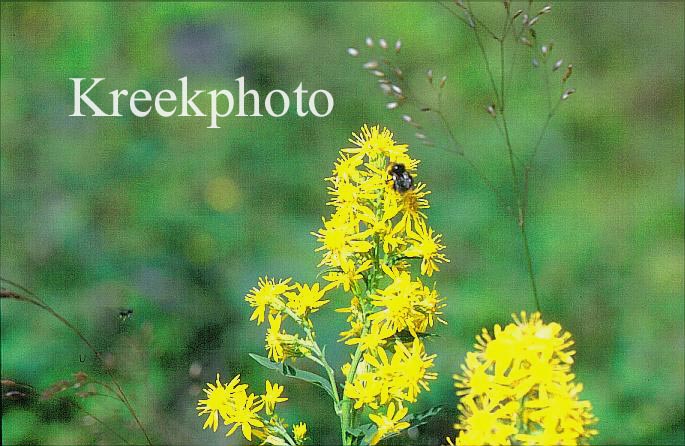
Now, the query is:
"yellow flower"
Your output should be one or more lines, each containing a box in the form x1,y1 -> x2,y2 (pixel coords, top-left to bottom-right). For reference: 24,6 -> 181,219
265,314 -> 287,362
345,321 -> 395,352
343,124 -> 408,160
245,277 -> 293,325
332,152 -> 364,182
286,282 -> 330,318
327,178 -> 376,218
261,380 -> 287,415
224,392 -> 265,441
393,339 -> 437,402
339,316 -> 364,343
312,214 -> 372,268
399,182 -> 430,228
454,397 -> 519,446
369,402 -> 410,445
323,258 -> 372,292
404,219 -> 449,276
452,312 -> 597,446
363,348 -> 402,404
293,422 -> 308,443
196,374 -> 247,432
369,266 -> 441,337
343,374 -> 382,409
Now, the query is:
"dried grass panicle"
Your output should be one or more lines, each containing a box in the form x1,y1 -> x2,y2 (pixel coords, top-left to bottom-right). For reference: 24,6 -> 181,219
42,379 -> 73,400
347,0 -> 578,313
351,35 -> 413,114
1,278 -> 153,445
2,378 -> 36,402
562,63 -> 573,83
40,371 -> 89,400
1,288 -> 22,299
562,88 -> 576,100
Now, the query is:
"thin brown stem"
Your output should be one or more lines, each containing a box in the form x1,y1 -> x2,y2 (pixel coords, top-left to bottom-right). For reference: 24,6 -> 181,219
68,399 -> 132,445
1,280 -> 153,445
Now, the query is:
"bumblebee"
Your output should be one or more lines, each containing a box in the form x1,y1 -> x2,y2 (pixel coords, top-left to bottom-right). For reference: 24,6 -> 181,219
388,163 -> 414,193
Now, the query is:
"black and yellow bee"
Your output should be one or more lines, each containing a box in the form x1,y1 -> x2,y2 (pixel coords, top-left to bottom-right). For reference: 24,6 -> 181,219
388,163 -> 414,193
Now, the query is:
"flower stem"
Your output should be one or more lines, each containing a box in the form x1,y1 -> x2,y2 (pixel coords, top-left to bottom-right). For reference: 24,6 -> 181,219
339,308 -> 370,446
284,306 -> 342,408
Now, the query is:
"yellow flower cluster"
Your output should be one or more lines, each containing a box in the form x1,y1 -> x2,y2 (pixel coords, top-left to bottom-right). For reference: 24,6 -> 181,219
343,336 -> 437,407
319,125 -> 447,444
449,312 -> 598,446
239,125 -> 448,445
197,374 -> 306,445
245,277 -> 329,362
313,125 -> 447,278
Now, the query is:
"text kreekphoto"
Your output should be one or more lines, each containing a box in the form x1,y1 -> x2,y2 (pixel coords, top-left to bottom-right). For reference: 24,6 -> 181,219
70,76 -> 335,128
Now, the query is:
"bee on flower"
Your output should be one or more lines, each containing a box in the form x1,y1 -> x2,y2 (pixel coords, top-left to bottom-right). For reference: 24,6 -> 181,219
205,125 -> 449,446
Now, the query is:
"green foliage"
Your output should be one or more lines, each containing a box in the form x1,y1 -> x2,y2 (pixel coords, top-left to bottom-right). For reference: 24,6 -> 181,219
1,2 -> 683,445
249,353 -> 335,400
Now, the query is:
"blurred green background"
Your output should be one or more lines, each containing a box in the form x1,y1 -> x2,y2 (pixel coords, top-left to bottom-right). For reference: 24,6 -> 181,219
1,2 -> 683,445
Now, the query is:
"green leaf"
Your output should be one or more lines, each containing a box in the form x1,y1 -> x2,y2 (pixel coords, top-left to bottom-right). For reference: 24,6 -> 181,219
404,404 -> 445,427
347,423 -> 376,446
248,353 -> 335,399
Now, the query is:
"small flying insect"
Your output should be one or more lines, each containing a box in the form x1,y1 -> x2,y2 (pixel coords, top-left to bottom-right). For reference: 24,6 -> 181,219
117,308 -> 133,333
388,163 -> 414,193
118,308 -> 133,321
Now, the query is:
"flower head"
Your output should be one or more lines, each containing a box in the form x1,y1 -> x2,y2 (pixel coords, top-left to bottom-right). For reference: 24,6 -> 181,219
286,282 -> 330,318
369,402 -> 410,445
293,422 -> 308,443
343,124 -> 408,160
224,392 -> 265,441
196,374 -> 247,432
451,312 -> 597,446
261,380 -> 287,415
404,219 -> 449,276
245,277 -> 293,325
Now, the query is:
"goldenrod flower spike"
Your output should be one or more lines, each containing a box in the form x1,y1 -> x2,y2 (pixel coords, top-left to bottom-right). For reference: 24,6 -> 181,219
450,312 -> 598,446
201,125 -> 449,445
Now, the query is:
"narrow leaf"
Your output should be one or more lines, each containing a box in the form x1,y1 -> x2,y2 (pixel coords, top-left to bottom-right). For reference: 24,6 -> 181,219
347,423 -> 376,445
248,353 -> 335,399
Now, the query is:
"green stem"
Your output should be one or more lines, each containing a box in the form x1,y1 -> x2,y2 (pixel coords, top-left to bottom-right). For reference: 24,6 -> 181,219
520,221 -> 541,312
284,307 -> 342,408
465,3 -> 542,313
340,321 -> 370,445
340,181 -> 386,446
